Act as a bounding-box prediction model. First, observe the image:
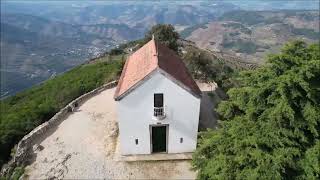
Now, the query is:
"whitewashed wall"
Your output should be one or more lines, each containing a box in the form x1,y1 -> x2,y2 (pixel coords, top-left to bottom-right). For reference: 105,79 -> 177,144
117,71 -> 201,155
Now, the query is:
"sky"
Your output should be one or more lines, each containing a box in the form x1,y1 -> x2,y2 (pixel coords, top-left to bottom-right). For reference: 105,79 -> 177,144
1,0 -> 319,10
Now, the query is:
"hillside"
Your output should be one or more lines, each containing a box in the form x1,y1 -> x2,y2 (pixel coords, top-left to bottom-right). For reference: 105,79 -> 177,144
1,2 -> 238,30
2,2 -> 319,98
0,13 -> 141,98
184,10 -> 319,63
0,1 -> 239,98
0,55 -> 124,167
1,14 -> 142,42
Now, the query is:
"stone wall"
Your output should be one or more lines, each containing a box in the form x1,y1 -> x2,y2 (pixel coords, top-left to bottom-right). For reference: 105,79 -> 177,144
1,81 -> 118,176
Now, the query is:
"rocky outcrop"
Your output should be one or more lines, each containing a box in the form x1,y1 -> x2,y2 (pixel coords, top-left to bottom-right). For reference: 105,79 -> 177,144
0,81 -> 118,177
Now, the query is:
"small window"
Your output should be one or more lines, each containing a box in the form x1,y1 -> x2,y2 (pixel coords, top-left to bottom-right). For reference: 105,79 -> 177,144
135,139 -> 139,145
154,93 -> 164,107
180,138 -> 183,143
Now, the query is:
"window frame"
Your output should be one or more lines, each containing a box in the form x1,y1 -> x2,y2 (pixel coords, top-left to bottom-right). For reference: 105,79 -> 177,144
154,93 -> 164,107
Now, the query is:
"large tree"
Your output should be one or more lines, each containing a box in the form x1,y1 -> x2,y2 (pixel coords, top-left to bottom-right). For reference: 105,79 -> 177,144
182,46 -> 236,91
192,41 -> 320,179
145,24 -> 180,51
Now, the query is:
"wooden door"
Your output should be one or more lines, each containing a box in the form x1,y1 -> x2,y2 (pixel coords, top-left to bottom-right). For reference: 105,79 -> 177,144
151,125 -> 167,153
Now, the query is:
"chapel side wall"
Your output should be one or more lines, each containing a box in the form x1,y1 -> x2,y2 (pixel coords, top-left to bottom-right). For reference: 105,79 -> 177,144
117,72 -> 200,155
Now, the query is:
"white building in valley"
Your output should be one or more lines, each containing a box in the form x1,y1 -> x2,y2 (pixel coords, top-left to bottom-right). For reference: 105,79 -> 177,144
114,38 -> 201,155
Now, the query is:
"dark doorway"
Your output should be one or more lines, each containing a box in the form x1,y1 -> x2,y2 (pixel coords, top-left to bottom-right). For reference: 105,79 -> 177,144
154,93 -> 163,107
151,125 -> 167,153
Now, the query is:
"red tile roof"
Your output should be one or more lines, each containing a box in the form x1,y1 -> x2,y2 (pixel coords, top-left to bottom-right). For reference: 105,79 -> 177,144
114,39 -> 201,100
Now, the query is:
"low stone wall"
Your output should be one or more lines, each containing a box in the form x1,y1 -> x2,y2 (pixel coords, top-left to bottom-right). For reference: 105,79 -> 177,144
1,81 -> 118,176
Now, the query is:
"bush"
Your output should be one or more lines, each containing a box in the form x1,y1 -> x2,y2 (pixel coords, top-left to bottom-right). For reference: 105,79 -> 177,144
0,166 -> 24,180
11,166 -> 24,180
109,48 -> 124,55
182,46 -> 238,92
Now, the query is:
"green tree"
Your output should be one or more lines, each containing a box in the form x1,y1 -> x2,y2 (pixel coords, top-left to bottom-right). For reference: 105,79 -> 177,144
183,47 -> 215,80
145,24 -> 180,51
192,41 -> 320,179
182,46 -> 237,91
299,141 -> 320,179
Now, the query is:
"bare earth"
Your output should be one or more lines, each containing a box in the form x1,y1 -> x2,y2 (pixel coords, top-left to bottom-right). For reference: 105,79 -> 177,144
24,87 -> 197,179
187,22 -> 225,52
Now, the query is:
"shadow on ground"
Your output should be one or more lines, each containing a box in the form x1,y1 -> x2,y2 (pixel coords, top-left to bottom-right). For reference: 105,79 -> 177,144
198,82 -> 227,131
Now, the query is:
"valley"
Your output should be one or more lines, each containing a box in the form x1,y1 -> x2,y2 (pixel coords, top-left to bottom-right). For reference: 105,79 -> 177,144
1,1 -> 319,98
0,14 -> 143,98
184,10 -> 319,63
1,1 -> 238,98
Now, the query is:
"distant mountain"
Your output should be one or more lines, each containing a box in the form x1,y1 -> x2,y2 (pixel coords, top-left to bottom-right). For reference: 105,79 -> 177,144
79,24 -> 141,41
184,10 -> 319,64
0,2 -> 239,98
1,13 -> 142,41
1,2 -> 239,30
2,1 -> 318,98
1,13 -> 143,98
229,0 -> 319,11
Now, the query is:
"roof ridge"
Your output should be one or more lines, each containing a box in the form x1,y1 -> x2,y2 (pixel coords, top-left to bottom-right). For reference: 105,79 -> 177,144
153,39 -> 158,55
114,38 -> 201,100
152,39 -> 160,68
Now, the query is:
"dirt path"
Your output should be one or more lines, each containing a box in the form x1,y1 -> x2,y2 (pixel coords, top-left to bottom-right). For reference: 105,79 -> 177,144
24,87 -> 196,179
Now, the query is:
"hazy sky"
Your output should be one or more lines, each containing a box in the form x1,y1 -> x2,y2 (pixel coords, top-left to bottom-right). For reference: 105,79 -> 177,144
1,0 -> 319,10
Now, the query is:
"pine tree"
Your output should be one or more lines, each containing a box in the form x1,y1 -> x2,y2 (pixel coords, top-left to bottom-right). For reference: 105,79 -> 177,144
192,41 -> 320,179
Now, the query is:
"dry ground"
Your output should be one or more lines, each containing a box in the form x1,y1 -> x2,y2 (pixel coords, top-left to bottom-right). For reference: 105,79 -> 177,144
187,22 -> 225,52
23,87 -> 199,179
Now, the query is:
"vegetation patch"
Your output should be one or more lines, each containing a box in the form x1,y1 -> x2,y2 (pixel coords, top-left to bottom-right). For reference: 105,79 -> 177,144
282,10 -> 318,21
117,39 -> 146,51
222,22 -> 252,34
222,39 -> 258,54
291,26 -> 320,39
263,16 -> 283,24
219,11 -> 265,25
182,46 -> 239,92
117,24 -> 181,52
275,23 -> 320,40
0,166 -> 25,180
180,23 -> 208,39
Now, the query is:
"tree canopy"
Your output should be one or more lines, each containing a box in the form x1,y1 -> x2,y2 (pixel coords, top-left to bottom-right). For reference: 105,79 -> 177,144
182,46 -> 237,91
192,41 -> 320,179
145,24 -> 180,51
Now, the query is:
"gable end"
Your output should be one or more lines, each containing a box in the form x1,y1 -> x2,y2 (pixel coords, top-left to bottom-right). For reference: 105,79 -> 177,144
114,69 -> 158,101
158,69 -> 202,99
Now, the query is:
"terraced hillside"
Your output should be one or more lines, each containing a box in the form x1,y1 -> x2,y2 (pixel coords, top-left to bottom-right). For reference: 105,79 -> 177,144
185,10 -> 319,63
